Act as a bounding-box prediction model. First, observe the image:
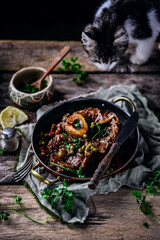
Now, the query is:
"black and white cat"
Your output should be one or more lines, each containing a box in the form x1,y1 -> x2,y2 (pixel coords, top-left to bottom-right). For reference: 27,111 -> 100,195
81,0 -> 160,71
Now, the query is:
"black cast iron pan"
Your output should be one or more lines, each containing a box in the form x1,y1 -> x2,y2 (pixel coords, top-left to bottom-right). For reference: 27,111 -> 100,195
31,97 -> 139,184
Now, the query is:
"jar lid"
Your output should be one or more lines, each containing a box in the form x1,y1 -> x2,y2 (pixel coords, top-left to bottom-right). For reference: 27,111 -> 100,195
1,127 -> 15,139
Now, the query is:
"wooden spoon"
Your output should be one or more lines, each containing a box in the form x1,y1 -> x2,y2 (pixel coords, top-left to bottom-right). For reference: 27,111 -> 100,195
31,45 -> 70,91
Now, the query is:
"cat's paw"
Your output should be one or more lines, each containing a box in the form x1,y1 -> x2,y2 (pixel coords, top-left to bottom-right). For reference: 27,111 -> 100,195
130,54 -> 147,65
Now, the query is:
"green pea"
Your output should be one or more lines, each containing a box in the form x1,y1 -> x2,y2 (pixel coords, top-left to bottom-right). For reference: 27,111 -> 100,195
85,143 -> 93,151
90,122 -> 95,129
41,152 -> 45,156
81,145 -> 85,150
69,150 -> 75,155
41,141 -> 45,145
93,148 -> 98,152
83,134 -> 88,138
70,145 -> 75,150
78,148 -> 83,153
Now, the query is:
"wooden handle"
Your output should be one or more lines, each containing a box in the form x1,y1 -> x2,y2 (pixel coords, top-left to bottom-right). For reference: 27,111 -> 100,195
40,45 -> 70,82
88,142 -> 120,190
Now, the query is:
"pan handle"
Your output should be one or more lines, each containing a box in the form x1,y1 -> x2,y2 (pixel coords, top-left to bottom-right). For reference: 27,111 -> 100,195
112,97 -> 136,112
31,162 -> 61,185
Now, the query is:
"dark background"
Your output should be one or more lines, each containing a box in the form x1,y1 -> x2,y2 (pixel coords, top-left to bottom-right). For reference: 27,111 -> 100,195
0,1 -> 103,41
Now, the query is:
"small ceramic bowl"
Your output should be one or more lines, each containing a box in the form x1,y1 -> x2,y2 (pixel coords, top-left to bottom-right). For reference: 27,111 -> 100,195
9,67 -> 54,109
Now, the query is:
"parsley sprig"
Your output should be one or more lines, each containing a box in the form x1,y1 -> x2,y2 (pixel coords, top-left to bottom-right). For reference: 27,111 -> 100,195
58,57 -> 88,85
50,162 -> 85,178
132,170 -> 160,227
92,124 -> 108,140
0,148 -> 4,154
20,79 -> 48,94
0,195 -> 50,223
41,180 -> 80,213
72,137 -> 81,149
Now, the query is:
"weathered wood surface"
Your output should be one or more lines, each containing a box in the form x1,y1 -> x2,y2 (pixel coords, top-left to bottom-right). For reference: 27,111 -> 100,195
1,186 -> 160,240
0,40 -> 160,240
0,40 -> 160,73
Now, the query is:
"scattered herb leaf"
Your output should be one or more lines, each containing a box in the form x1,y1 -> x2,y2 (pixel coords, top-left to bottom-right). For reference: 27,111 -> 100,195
13,195 -> 22,204
41,180 -> 80,213
0,211 -> 10,221
143,222 -> 149,228
132,170 -> 160,227
0,195 -> 50,223
58,57 -> 88,85
0,148 -> 4,154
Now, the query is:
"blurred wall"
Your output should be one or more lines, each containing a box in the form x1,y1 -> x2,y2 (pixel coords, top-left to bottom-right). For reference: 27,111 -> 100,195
0,1 -> 102,40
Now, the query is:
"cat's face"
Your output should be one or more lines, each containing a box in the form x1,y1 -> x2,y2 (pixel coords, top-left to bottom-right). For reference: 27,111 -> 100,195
81,24 -> 128,71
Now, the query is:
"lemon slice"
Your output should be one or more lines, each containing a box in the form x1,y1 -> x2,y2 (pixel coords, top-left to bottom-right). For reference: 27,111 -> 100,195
0,106 -> 28,128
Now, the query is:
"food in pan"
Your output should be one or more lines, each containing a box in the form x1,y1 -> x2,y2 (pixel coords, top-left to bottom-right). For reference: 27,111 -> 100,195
37,107 -> 121,177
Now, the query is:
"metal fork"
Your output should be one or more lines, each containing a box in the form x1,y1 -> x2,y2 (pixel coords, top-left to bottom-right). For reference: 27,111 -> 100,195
0,156 -> 33,185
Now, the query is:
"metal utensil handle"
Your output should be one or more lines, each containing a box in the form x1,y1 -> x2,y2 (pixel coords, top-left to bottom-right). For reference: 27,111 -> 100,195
112,97 -> 136,113
88,142 -> 120,190
31,162 -> 61,185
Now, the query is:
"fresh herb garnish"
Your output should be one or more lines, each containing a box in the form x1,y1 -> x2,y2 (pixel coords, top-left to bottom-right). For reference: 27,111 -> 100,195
22,84 -> 39,93
41,179 -> 80,213
132,170 -> 160,227
50,162 -> 86,178
92,124 -> 108,140
72,71 -> 88,86
20,79 -> 48,94
73,137 -> 81,149
0,195 -> 50,223
143,222 -> 150,228
0,211 -> 10,221
0,148 -> 4,154
74,120 -> 81,129
62,132 -> 68,140
64,142 -> 71,149
58,57 -> 88,85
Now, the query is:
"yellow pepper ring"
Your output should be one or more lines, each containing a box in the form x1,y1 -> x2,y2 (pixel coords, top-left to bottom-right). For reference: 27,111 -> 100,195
65,113 -> 88,137
98,114 -> 115,125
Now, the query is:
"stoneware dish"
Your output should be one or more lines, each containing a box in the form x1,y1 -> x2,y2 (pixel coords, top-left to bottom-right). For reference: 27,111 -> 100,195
9,67 -> 54,109
31,97 -> 139,185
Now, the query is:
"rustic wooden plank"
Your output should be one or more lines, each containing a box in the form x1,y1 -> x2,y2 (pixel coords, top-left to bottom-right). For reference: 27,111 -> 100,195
0,186 -> 160,240
0,72 -> 160,118
1,72 -> 160,117
0,40 -> 160,73
0,39 -> 160,240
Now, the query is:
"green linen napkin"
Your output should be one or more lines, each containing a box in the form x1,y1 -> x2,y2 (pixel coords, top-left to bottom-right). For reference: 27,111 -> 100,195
17,85 -> 160,223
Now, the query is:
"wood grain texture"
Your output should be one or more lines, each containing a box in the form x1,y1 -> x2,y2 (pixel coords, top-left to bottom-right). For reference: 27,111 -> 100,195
0,40 -> 160,239
0,186 -> 160,240
0,40 -> 160,73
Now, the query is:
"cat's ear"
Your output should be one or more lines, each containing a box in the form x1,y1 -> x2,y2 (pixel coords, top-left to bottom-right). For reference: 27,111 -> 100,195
113,27 -> 128,45
81,25 -> 98,45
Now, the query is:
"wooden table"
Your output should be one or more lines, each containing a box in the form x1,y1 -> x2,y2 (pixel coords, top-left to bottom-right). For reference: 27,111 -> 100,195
0,40 -> 160,240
